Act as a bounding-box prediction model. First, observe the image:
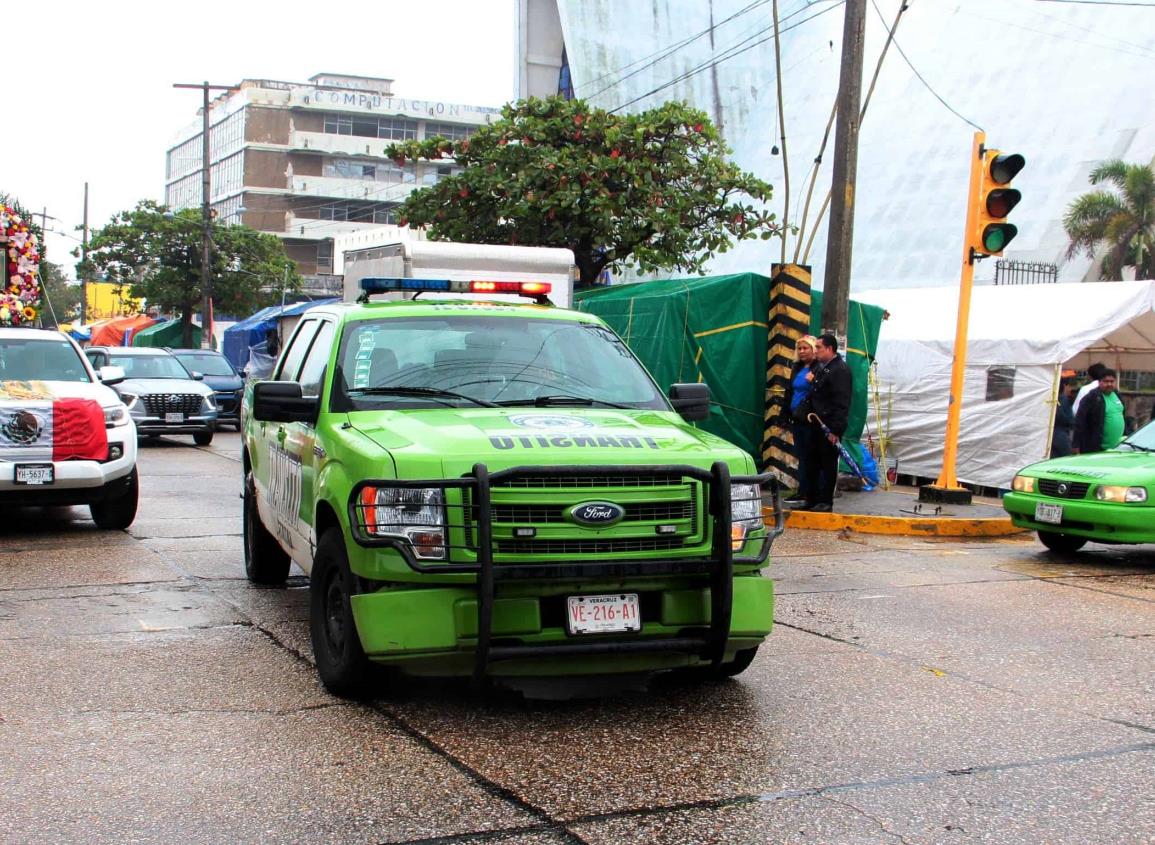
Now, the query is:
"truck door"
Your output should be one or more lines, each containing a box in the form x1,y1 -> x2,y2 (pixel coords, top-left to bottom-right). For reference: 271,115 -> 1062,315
258,318 -> 321,566
291,319 -> 336,560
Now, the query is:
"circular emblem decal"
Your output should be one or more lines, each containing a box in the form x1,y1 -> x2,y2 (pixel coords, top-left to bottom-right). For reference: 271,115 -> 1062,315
569,501 -> 626,527
2,410 -> 42,445
1056,482 -> 1069,496
508,414 -> 595,430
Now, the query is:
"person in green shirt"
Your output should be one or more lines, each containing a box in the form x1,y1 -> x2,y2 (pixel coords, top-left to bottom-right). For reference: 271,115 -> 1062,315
1073,369 -> 1126,453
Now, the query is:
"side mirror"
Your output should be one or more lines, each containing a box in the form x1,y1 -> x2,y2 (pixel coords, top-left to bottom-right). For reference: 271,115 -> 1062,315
98,365 -> 126,387
253,381 -> 318,424
669,383 -> 711,422
190,371 -> 205,381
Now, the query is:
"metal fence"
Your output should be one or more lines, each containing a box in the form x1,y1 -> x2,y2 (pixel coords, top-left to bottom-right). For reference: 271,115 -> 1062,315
993,260 -> 1058,285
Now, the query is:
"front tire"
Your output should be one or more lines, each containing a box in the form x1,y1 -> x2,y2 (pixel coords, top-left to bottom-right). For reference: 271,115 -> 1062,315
243,471 -> 290,585
1038,531 -> 1088,554
90,469 -> 139,530
194,430 -> 214,446
310,528 -> 381,699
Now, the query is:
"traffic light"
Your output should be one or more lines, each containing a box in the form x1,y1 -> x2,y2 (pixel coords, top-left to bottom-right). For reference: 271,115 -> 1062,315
970,148 -> 1025,259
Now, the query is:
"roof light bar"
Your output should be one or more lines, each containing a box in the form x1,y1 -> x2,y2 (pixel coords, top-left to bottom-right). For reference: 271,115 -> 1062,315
358,277 -> 552,303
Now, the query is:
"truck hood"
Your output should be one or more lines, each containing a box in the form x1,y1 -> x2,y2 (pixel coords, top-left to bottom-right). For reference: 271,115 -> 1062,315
1030,447 -> 1155,487
0,379 -> 122,407
348,407 -> 752,476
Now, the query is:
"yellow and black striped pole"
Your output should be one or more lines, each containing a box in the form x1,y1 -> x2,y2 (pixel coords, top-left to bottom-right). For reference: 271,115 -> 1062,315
762,263 -> 812,483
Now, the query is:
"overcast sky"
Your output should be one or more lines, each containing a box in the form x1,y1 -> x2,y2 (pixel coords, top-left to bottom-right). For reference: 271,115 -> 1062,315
5,0 -> 515,277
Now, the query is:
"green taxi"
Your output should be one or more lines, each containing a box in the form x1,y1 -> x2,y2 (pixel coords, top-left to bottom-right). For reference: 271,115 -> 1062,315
241,278 -> 783,697
1003,419 -> 1155,552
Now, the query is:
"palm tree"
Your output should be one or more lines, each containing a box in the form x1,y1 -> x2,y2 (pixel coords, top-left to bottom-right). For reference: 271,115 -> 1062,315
1064,160 -> 1155,280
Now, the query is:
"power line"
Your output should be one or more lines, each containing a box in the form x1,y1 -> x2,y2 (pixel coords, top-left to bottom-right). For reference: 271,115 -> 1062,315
1024,2 -> 1155,57
584,0 -> 789,100
869,0 -> 982,131
609,1 -> 846,114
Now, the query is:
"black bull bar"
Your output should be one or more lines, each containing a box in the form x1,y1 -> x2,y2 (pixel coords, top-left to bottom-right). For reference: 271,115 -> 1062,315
348,463 -> 785,680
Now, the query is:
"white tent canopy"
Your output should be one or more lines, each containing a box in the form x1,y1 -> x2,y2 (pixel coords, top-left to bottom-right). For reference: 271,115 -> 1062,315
855,281 -> 1155,489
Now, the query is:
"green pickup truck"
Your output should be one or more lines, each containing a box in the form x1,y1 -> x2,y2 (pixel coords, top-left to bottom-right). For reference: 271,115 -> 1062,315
242,278 -> 783,696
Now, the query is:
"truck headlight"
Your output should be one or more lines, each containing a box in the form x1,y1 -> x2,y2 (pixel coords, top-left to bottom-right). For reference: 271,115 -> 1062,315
1012,475 -> 1036,493
103,404 -> 131,428
359,486 -> 446,560
1095,485 -> 1148,503
730,483 -> 762,550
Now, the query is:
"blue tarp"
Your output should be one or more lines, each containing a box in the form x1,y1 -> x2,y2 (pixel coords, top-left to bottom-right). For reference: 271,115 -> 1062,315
221,300 -> 338,371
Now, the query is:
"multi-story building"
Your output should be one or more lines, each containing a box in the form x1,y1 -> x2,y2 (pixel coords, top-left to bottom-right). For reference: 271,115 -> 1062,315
164,73 -> 499,290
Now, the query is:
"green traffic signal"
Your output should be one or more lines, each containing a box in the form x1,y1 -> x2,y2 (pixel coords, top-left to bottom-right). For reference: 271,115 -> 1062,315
982,223 -> 1018,253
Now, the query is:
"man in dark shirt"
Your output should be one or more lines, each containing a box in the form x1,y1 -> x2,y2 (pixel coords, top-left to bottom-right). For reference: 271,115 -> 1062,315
796,333 -> 853,512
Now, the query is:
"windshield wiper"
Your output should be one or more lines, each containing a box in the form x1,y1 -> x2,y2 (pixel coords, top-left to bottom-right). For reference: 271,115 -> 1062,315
347,386 -> 498,408
496,395 -> 632,409
1121,441 -> 1154,453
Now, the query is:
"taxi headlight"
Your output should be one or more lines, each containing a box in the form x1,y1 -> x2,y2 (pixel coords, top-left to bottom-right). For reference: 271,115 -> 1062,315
730,483 -> 762,550
1012,475 -> 1036,493
103,404 -> 131,428
359,486 -> 446,560
1095,485 -> 1148,503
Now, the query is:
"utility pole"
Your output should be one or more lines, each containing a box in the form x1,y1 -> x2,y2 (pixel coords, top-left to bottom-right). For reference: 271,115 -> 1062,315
81,183 -> 89,324
821,0 -> 867,339
174,81 -> 235,349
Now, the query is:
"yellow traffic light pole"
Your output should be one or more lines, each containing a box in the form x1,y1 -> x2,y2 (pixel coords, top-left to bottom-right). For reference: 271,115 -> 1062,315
920,130 -> 985,506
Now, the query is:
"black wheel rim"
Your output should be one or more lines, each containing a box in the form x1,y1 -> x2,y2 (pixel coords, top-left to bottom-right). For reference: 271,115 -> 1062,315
324,568 -> 347,654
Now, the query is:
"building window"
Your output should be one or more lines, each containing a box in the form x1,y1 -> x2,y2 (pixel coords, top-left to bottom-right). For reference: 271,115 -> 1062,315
309,200 -> 399,224
373,208 -> 397,225
424,121 -> 474,142
320,203 -> 349,221
317,240 -> 334,272
378,118 -> 417,140
986,366 -> 1016,402
324,158 -> 415,183
321,113 -> 417,141
324,114 -> 353,135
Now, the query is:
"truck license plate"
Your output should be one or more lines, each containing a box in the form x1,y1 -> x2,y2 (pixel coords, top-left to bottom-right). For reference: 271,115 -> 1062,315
15,464 -> 54,485
165,412 -> 184,423
566,594 -> 641,635
1035,502 -> 1063,525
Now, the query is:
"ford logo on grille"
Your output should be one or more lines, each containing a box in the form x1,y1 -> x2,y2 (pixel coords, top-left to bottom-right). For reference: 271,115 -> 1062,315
569,502 -> 625,526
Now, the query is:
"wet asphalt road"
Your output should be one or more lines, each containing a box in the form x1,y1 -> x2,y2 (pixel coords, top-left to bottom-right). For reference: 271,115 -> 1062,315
0,432 -> 1153,845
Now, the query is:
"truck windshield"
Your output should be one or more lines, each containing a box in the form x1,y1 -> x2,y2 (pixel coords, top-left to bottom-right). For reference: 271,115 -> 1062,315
0,338 -> 91,383
332,316 -> 669,411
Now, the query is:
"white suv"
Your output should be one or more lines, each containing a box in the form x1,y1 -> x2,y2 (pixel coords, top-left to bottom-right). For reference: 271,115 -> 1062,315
0,328 -> 139,529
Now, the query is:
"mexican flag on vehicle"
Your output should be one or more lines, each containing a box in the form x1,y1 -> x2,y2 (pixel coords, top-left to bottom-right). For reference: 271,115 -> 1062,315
0,381 -> 108,461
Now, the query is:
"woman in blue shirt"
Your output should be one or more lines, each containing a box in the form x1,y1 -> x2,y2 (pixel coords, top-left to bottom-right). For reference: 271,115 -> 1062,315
784,336 -> 819,504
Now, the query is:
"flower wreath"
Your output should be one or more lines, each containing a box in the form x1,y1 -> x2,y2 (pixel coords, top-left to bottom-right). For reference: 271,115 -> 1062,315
1,205 -> 41,326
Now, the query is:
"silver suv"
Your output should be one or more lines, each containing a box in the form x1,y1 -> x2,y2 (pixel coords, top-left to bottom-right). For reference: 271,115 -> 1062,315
85,347 -> 219,445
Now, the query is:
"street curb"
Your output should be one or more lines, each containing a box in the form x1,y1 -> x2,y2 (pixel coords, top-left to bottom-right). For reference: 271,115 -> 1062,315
766,506 -> 1026,537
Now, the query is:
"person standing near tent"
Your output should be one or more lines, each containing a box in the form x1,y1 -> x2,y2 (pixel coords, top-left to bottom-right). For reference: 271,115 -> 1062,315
1051,378 -> 1077,458
796,333 -> 853,512
1073,369 -> 1126,454
1072,362 -> 1107,418
783,335 -> 819,505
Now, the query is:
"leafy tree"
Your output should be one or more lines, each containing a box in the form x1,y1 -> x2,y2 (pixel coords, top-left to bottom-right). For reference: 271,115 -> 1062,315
86,200 -> 300,346
1064,160 -> 1155,280
38,261 -> 81,327
386,97 -> 780,286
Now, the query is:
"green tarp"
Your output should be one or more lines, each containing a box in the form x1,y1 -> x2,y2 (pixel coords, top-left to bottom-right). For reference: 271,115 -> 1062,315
574,273 -> 885,463
132,320 -> 202,349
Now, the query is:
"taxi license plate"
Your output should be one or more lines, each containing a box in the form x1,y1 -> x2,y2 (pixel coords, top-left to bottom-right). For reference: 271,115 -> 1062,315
165,412 -> 184,423
15,464 -> 54,485
1035,501 -> 1063,525
566,594 -> 641,635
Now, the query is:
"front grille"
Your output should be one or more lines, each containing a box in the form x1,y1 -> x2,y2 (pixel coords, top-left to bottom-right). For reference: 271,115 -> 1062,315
1038,479 -> 1090,499
142,393 -> 203,417
494,473 -> 685,489
492,500 -> 695,524
496,537 -> 687,555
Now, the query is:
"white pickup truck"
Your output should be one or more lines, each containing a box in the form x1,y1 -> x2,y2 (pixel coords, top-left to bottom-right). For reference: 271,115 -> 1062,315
0,328 -> 139,528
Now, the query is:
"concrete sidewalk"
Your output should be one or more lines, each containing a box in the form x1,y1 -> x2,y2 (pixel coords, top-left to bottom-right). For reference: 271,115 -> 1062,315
765,484 -> 1024,537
